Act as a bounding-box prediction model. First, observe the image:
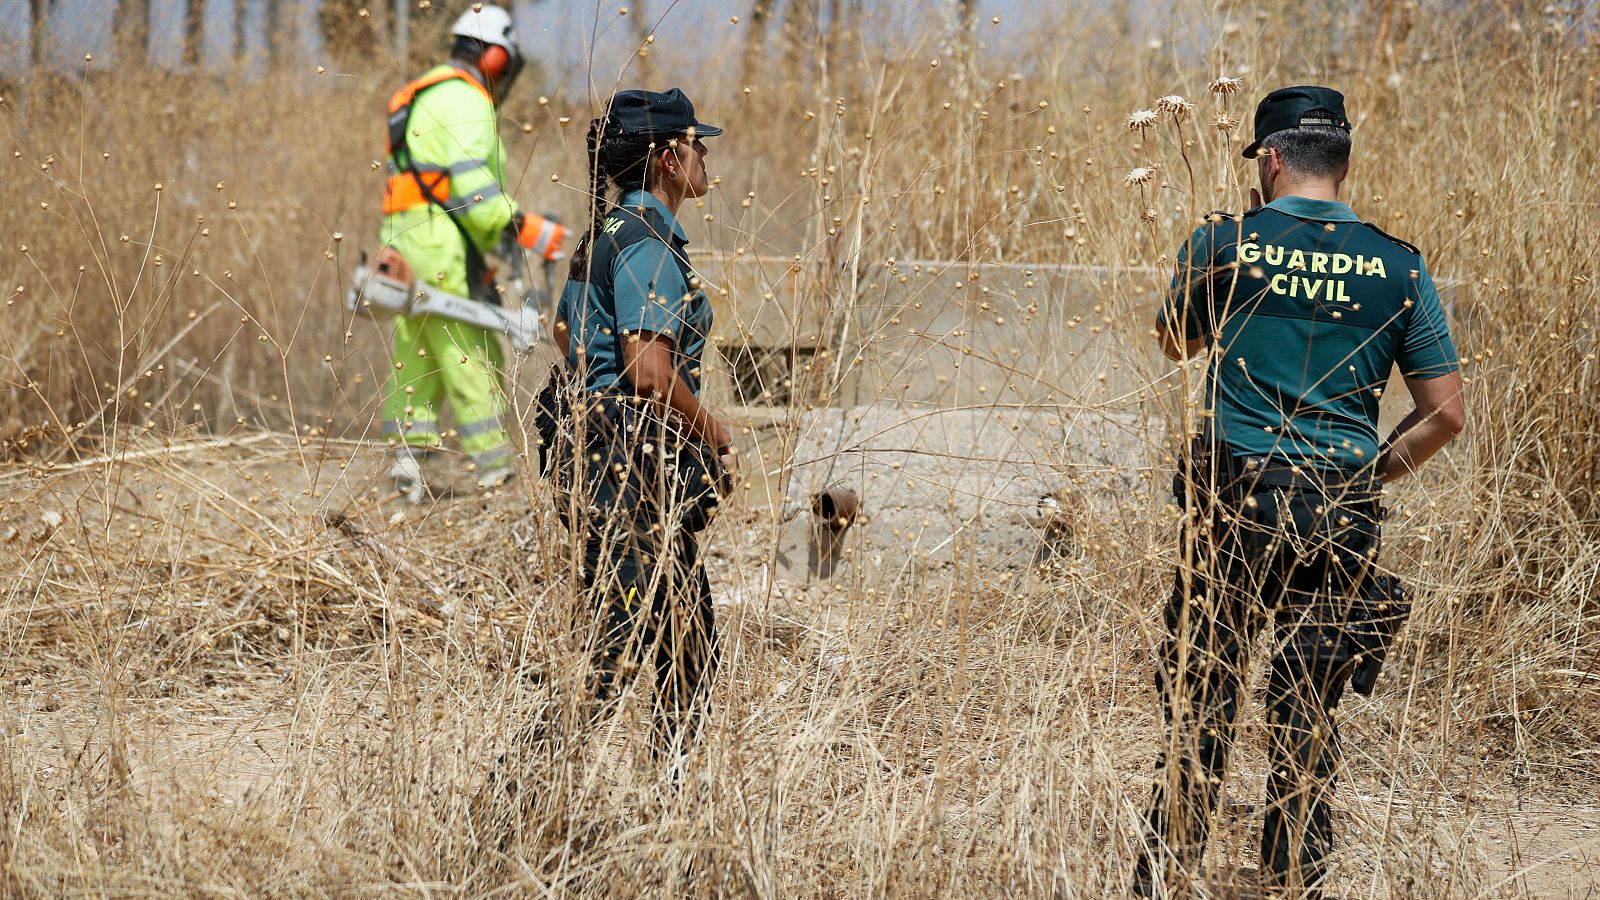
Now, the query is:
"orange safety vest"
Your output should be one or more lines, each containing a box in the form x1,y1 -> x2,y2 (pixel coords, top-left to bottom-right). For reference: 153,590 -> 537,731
382,68 -> 495,216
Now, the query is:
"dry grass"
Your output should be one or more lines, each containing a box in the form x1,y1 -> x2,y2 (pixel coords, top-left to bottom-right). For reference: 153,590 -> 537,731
1,0 -> 1597,895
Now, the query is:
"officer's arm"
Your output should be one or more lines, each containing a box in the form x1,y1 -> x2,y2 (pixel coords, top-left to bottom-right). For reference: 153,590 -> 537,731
613,240 -> 733,451
1157,320 -> 1207,361
1377,372 -> 1466,482
1379,261 -> 1466,482
623,334 -> 732,451
553,317 -> 570,357
551,280 -> 577,357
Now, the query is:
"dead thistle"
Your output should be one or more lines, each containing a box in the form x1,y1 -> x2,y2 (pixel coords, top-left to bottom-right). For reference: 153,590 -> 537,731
1155,95 -> 1195,120
1125,166 -> 1158,187
1125,109 -> 1159,132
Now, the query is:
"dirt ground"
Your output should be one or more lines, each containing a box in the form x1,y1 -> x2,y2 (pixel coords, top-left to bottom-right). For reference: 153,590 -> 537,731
3,423 -> 1598,896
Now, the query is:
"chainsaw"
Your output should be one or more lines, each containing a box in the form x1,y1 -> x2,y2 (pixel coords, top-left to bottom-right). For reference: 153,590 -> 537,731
345,245 -> 549,352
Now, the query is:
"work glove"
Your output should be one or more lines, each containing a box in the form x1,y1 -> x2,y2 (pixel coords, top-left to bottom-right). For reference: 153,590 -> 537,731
511,211 -> 570,263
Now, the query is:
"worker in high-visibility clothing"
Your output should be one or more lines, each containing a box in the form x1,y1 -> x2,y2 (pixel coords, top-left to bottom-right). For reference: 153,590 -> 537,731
379,4 -> 567,503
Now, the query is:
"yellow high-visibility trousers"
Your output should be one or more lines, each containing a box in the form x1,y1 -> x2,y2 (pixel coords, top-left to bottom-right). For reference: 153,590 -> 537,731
382,314 -> 510,471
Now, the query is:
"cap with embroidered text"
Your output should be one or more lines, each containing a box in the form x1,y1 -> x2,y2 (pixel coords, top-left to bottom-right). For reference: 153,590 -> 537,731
1242,85 -> 1350,159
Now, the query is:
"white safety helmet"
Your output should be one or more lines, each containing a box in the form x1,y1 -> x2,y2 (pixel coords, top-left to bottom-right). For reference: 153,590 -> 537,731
451,5 -> 518,51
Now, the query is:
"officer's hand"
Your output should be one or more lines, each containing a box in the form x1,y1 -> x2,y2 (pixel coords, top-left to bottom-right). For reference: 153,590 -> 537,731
1249,188 -> 1263,209
717,447 -> 739,494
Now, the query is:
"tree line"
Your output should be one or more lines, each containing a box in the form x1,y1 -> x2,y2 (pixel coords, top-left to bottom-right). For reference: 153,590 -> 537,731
16,0 -> 895,79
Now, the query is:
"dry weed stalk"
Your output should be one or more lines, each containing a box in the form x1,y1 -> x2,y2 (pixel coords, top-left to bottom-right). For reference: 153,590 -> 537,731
0,1 -> 1595,895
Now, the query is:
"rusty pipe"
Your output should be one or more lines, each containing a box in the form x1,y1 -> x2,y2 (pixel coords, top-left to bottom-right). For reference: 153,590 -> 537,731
810,487 -> 860,531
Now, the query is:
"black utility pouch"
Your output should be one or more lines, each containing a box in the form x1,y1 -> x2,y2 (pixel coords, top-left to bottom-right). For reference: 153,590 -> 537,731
1347,573 -> 1413,696
1170,448 -> 1216,506
665,439 -> 723,534
533,364 -> 573,480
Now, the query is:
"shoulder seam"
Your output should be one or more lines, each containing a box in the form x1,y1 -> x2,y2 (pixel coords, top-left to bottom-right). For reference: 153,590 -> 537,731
1198,208 -> 1267,224
1362,222 -> 1421,256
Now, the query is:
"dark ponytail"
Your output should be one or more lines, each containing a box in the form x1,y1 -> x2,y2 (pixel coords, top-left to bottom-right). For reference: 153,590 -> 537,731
567,117 -> 611,276
566,114 -> 675,275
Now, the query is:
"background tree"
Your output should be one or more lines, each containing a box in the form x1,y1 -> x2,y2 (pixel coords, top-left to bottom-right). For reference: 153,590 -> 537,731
739,0 -> 771,88
263,0 -> 293,69
183,0 -> 206,70
400,2 -> 453,73
114,0 -> 149,67
626,0 -> 656,85
28,0 -> 51,69
953,0 -> 977,78
320,0 -> 390,72
782,0 -> 817,81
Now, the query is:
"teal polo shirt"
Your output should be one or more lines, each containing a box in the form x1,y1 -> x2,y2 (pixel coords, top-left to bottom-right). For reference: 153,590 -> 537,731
557,189 -> 713,396
1157,195 -> 1459,473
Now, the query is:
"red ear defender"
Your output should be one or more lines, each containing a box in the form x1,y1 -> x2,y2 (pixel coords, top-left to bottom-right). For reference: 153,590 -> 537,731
480,44 -> 509,79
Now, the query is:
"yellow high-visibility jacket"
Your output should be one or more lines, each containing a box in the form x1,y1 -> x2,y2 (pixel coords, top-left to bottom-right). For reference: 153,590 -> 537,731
381,63 -> 517,299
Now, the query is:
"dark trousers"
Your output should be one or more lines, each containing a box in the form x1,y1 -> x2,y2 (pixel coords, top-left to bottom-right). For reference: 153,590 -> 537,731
582,526 -> 717,759
571,405 -> 719,761
1140,475 -> 1379,895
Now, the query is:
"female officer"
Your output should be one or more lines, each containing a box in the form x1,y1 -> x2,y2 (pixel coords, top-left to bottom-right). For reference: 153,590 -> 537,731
542,88 -> 735,764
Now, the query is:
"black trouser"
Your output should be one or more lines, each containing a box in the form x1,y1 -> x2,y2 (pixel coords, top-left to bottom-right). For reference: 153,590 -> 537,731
581,524 -> 717,760
1140,470 -> 1379,895
565,405 -> 719,762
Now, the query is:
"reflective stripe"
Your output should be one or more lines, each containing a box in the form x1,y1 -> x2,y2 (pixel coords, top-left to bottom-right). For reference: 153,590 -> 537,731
457,415 -> 504,438
517,213 -> 570,261
383,418 -> 438,435
383,420 -> 441,450
447,182 -> 505,210
390,160 -> 490,176
448,159 -> 492,176
530,217 -> 560,257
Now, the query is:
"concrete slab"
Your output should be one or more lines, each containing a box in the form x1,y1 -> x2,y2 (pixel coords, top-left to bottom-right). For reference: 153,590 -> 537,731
746,401 -> 1161,585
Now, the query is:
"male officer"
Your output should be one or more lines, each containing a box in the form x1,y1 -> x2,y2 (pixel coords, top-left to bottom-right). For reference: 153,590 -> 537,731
1135,86 -> 1465,897
380,5 -> 567,502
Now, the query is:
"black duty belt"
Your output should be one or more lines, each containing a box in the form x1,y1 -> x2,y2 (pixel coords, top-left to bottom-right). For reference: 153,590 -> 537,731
1177,448 -> 1381,502
1173,462 -> 1388,525
1227,455 -> 1375,493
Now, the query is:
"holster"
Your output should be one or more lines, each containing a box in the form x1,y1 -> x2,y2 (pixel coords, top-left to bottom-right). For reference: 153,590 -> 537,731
533,364 -> 573,480
603,399 -> 724,534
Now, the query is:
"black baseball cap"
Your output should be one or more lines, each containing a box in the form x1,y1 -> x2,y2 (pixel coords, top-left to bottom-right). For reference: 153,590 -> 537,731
1242,85 -> 1350,159
608,88 -> 724,139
